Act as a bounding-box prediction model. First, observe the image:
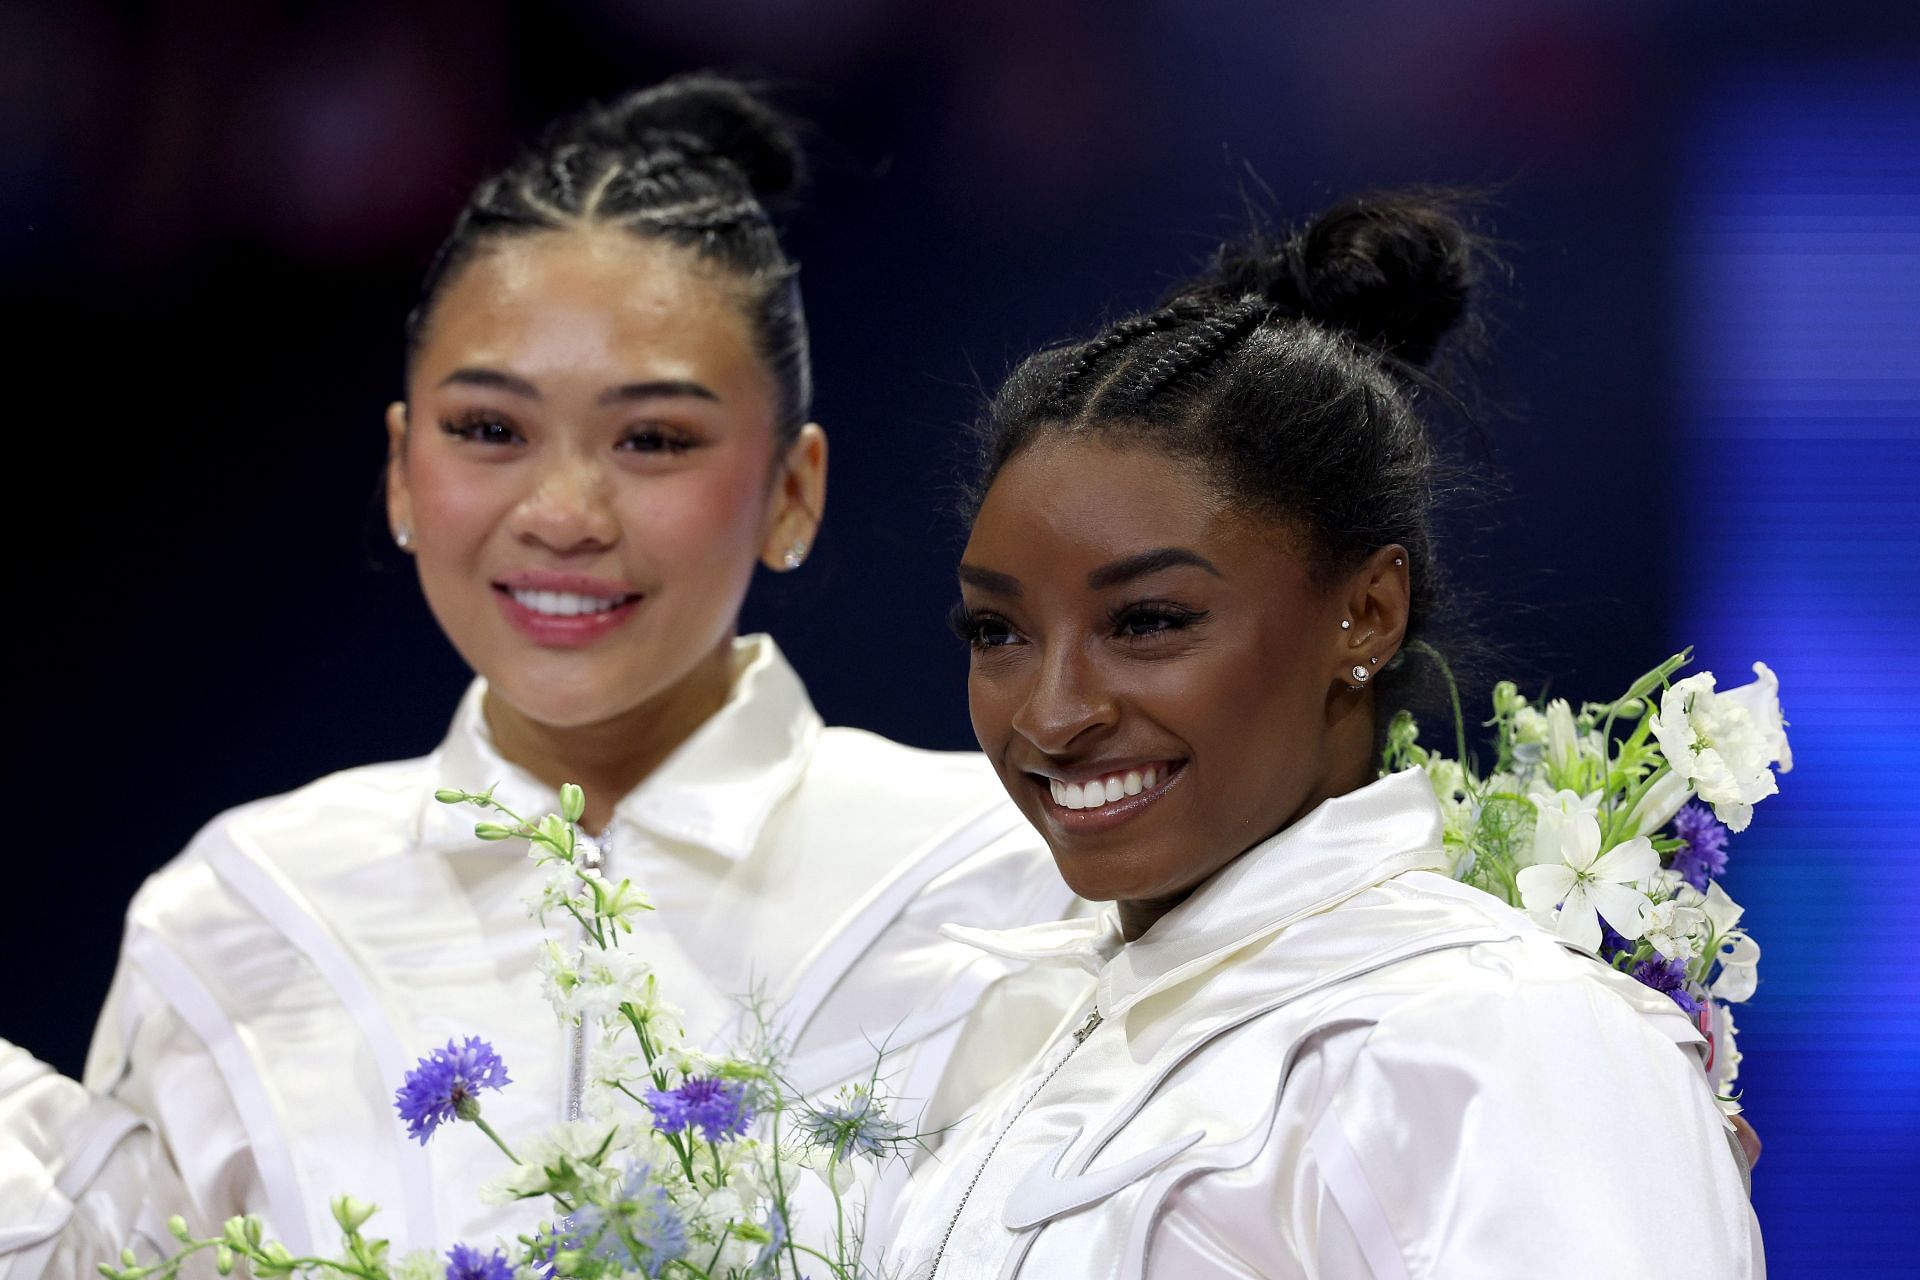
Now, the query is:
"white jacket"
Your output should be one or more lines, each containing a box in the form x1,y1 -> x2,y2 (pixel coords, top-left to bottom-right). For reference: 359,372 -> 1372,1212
2,637 -> 1077,1277
889,770 -> 1763,1279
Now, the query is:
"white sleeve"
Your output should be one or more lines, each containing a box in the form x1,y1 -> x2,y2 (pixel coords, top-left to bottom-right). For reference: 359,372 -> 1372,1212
83,958 -> 269,1231
0,1041 -> 187,1280
1292,978 -> 1763,1279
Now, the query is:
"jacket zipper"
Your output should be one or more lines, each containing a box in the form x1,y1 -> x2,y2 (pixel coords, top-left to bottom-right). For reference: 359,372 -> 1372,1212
564,830 -> 607,1122
929,1003 -> 1104,1277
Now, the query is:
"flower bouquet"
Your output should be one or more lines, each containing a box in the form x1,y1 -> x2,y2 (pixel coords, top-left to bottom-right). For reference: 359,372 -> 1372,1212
1383,646 -> 1791,1109
100,785 -> 919,1280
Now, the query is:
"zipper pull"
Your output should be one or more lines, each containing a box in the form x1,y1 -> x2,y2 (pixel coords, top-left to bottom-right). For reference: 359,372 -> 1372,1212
1073,1006 -> 1103,1044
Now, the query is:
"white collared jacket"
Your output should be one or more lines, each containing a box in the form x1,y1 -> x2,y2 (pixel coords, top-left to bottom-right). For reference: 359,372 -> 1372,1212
1,637 -> 1078,1279
888,770 -> 1764,1279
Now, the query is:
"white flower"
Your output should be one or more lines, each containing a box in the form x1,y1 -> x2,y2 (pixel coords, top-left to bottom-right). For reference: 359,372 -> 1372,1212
392,1252 -> 441,1280
1520,788 -> 1601,868
1516,808 -> 1658,952
1627,769 -> 1693,838
1707,1002 -> 1744,1099
1638,898 -> 1706,961
1650,671 -> 1780,832
539,941 -> 655,1025
1710,932 -> 1761,1003
1718,660 -> 1792,774
1544,699 -> 1581,774
1512,705 -> 1549,746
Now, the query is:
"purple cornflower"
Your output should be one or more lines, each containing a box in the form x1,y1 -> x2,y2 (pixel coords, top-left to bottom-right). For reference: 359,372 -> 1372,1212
645,1076 -> 753,1142
1596,919 -> 1633,961
1631,955 -> 1702,1015
1670,802 -> 1730,892
394,1037 -> 511,1144
444,1245 -> 513,1280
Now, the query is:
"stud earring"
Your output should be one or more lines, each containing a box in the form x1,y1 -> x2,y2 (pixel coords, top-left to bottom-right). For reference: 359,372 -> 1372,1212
1351,665 -> 1370,683
1393,556 -> 1404,566
395,525 -> 412,551
782,542 -> 807,570
1370,656 -> 1379,665
1339,620 -> 1351,630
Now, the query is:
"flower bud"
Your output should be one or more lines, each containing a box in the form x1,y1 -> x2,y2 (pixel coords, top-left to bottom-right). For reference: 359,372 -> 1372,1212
245,1216 -> 265,1247
433,788 -> 468,805
560,783 -> 585,823
330,1194 -> 377,1234
1613,697 -> 1646,719
215,1248 -> 235,1277
474,822 -> 515,841
120,1250 -> 138,1267
167,1216 -> 191,1243
1492,681 -> 1526,716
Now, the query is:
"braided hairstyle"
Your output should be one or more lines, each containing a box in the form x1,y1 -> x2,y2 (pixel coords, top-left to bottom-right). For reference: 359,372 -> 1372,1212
973,191 -> 1484,709
405,73 -> 812,442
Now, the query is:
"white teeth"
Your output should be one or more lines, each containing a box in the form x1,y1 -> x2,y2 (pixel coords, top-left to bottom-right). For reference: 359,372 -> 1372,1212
511,589 -> 626,617
1049,765 -> 1173,812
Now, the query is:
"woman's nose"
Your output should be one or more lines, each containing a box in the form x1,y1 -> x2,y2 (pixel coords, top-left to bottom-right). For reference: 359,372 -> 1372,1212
511,452 -> 619,554
1009,646 -> 1118,756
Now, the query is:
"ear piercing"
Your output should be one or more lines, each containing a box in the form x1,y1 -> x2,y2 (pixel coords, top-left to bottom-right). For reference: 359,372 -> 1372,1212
395,525 -> 413,551
1394,556 -> 1404,566
1340,620 -> 1351,630
781,541 -> 807,570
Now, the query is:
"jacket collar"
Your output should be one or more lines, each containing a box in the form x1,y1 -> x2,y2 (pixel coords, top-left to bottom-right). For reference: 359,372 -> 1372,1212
945,769 -> 1449,1016
410,635 -> 823,862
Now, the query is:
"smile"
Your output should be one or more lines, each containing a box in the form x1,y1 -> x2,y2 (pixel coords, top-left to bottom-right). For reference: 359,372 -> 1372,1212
505,587 -> 639,617
1033,760 -> 1186,831
492,582 -> 645,648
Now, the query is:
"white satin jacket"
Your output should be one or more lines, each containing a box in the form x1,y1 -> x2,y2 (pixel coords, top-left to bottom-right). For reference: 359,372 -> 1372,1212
888,770 -> 1764,1279
1,637 -> 1077,1279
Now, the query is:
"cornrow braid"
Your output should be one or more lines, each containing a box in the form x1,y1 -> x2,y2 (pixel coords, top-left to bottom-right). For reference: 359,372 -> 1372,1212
1044,304 -> 1201,413
1114,299 -> 1272,407
405,75 -> 812,442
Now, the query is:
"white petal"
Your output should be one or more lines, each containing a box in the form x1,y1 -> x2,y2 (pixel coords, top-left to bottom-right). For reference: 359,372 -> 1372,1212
1628,770 -> 1692,838
1551,883 -> 1603,951
1586,880 -> 1653,940
1516,864 -> 1576,915
1591,835 -> 1659,887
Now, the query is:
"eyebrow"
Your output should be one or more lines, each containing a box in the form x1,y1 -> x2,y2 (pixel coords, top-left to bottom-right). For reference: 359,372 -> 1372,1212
957,563 -> 1023,597
437,369 -> 721,405
1085,547 -> 1223,590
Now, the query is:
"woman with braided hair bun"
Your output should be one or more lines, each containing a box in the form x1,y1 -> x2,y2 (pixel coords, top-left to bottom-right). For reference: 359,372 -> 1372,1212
887,192 -> 1763,1277
0,74 -> 1077,1277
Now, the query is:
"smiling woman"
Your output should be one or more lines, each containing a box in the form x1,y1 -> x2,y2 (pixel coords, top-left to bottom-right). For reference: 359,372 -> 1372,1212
892,194 -> 1763,1277
0,74 -> 1075,1278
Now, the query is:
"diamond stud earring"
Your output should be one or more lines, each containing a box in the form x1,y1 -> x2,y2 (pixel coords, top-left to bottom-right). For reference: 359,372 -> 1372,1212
395,525 -> 413,551
1340,620 -> 1351,630
1351,665 -> 1369,682
782,542 -> 807,570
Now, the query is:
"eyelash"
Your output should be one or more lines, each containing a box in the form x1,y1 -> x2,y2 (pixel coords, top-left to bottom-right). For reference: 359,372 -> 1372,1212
946,601 -> 1209,651
440,411 -> 520,446
436,413 -> 698,454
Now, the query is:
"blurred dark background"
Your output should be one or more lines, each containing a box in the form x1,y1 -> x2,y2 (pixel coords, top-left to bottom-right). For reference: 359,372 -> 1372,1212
5,0 -> 1917,1270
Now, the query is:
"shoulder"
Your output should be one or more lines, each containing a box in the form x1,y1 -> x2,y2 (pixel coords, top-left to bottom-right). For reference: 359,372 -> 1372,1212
128,753 -> 437,932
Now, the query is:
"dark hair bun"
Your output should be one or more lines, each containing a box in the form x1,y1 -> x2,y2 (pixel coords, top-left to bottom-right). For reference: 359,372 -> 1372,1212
1179,192 -> 1479,369
545,72 -> 804,203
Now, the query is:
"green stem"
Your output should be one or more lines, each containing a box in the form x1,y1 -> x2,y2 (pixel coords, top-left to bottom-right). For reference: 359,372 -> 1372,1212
470,1116 -> 520,1165
1407,640 -> 1471,779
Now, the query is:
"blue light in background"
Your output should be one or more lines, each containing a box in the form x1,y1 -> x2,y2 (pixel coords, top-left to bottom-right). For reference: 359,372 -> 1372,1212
1675,66 -> 1920,1271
